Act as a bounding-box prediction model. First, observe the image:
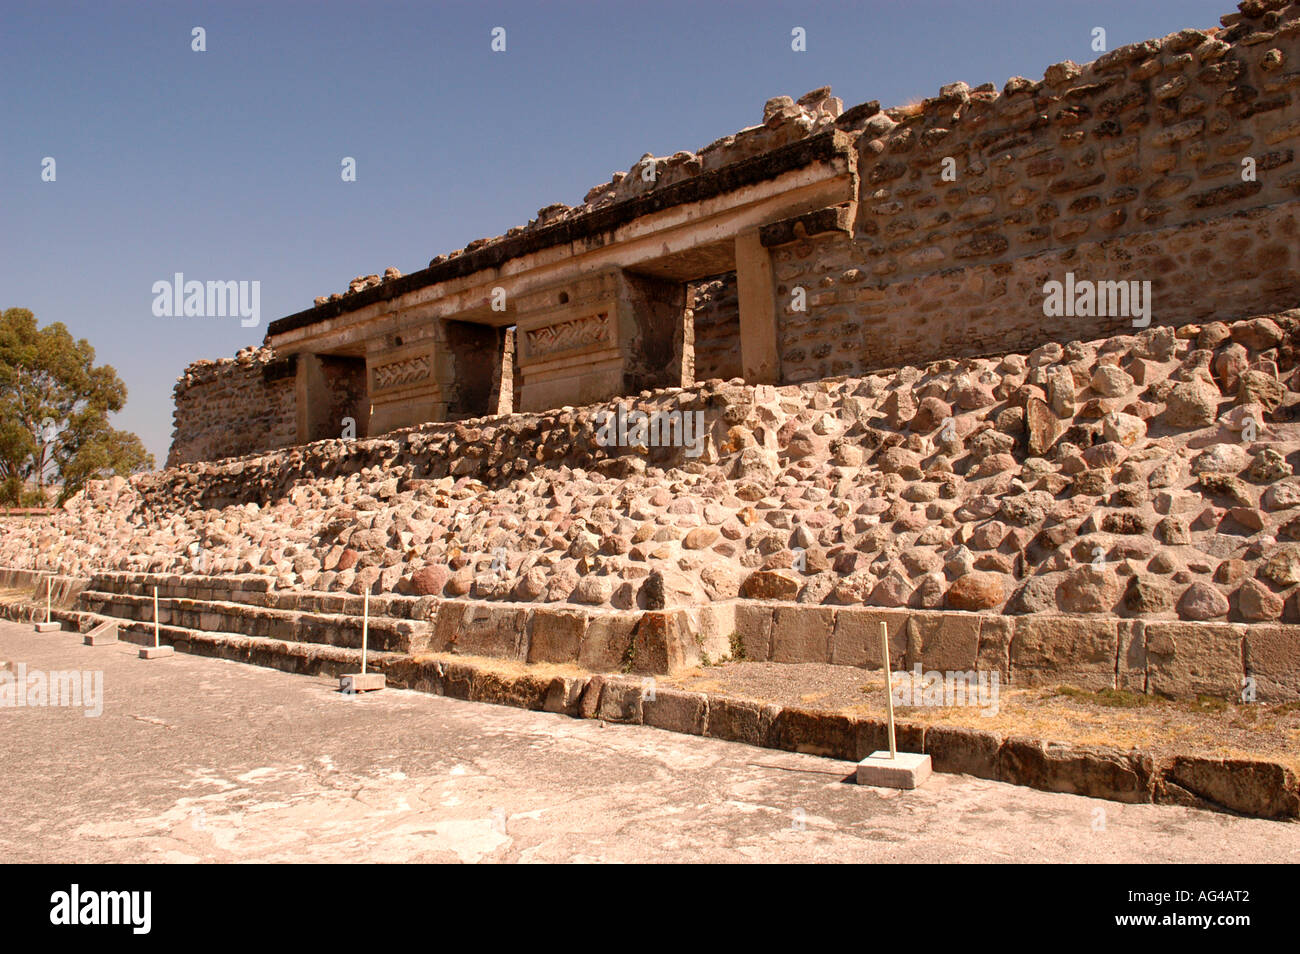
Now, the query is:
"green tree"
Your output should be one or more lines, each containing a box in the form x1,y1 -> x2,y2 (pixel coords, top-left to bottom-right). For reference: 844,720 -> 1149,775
0,308 -> 154,506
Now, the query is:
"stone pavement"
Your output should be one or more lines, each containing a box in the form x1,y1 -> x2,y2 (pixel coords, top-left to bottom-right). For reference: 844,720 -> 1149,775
2,620 -> 1297,863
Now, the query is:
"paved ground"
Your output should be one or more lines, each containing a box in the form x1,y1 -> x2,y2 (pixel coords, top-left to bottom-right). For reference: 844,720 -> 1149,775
2,620 -> 1298,863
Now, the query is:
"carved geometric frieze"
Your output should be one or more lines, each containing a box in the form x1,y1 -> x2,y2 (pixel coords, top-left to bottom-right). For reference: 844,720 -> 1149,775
524,312 -> 611,359
372,354 -> 431,391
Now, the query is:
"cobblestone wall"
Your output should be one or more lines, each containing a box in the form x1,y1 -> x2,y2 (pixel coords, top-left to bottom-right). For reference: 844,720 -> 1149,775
166,347 -> 297,466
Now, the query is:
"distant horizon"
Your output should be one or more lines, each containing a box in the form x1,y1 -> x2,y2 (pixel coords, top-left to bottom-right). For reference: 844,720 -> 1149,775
4,0 -> 1233,465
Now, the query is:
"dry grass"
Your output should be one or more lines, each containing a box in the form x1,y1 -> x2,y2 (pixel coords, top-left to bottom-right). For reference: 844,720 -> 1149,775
665,662 -> 1300,772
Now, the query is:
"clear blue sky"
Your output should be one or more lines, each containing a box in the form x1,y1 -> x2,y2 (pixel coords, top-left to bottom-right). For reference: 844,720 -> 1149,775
2,0 -> 1232,465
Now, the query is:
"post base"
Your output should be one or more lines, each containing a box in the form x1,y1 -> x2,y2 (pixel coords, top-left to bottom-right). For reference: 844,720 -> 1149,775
34,622 -> 61,633
139,645 -> 175,659
856,751 -> 932,790
340,672 -> 386,693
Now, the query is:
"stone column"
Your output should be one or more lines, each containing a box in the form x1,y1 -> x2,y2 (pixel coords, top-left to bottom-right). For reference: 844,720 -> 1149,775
735,228 -> 781,384
294,353 -> 329,445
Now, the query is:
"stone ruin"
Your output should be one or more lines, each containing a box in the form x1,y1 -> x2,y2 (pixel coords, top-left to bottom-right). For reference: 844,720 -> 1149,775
170,0 -> 1300,466
7,0 -> 1300,708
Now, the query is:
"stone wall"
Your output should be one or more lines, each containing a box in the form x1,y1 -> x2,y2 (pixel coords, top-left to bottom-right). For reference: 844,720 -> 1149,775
166,347 -> 298,467
774,0 -> 1300,382
691,273 -> 742,382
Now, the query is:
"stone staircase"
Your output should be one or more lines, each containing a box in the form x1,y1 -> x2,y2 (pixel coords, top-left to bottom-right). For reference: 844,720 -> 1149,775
0,566 -> 714,679
0,569 -> 428,678
76,573 -> 431,654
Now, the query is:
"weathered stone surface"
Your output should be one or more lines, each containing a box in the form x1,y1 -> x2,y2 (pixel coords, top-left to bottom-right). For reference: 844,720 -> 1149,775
998,738 -> 1153,803
769,706 -> 858,759
1011,617 -> 1118,689
1158,757 -> 1299,819
923,724 -> 1001,779
628,610 -> 692,674
641,687 -> 708,735
526,609 -> 587,664
829,607 -> 908,668
706,697 -> 777,747
1144,621 -> 1243,698
945,572 -> 1005,610
1163,379 -> 1221,427
904,612 -> 981,671
771,606 -> 835,663
741,570 -> 801,601
1176,582 -> 1230,621
596,677 -> 644,723
1025,397 -> 1062,456
1243,624 -> 1300,701
578,614 -> 637,671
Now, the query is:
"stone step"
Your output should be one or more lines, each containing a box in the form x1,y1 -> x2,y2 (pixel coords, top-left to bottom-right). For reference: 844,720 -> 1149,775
57,609 -> 401,680
74,590 -> 429,654
22,607 -> 1294,820
83,571 -> 433,620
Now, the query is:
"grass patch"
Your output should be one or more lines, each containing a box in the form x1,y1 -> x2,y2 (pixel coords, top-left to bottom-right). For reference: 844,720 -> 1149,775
1050,686 -> 1155,708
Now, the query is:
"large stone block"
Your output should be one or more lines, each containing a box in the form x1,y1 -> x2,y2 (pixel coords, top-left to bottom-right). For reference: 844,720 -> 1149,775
904,611 -> 980,672
1011,616 -> 1118,689
577,674 -> 606,718
435,602 -> 529,660
1144,622 -> 1244,699
629,610 -> 692,674
997,737 -> 1154,803
596,677 -> 644,724
543,675 -> 588,715
1158,756 -> 1299,819
694,602 -> 736,662
923,724 -> 1001,779
706,697 -> 778,747
770,605 -> 835,663
1243,625 -> 1300,702
733,602 -> 773,661
527,609 -> 587,664
578,614 -> 637,672
383,657 -> 445,695
470,669 -> 551,710
768,706 -> 858,759
439,660 -> 478,700
829,607 -> 908,669
642,687 -> 708,735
